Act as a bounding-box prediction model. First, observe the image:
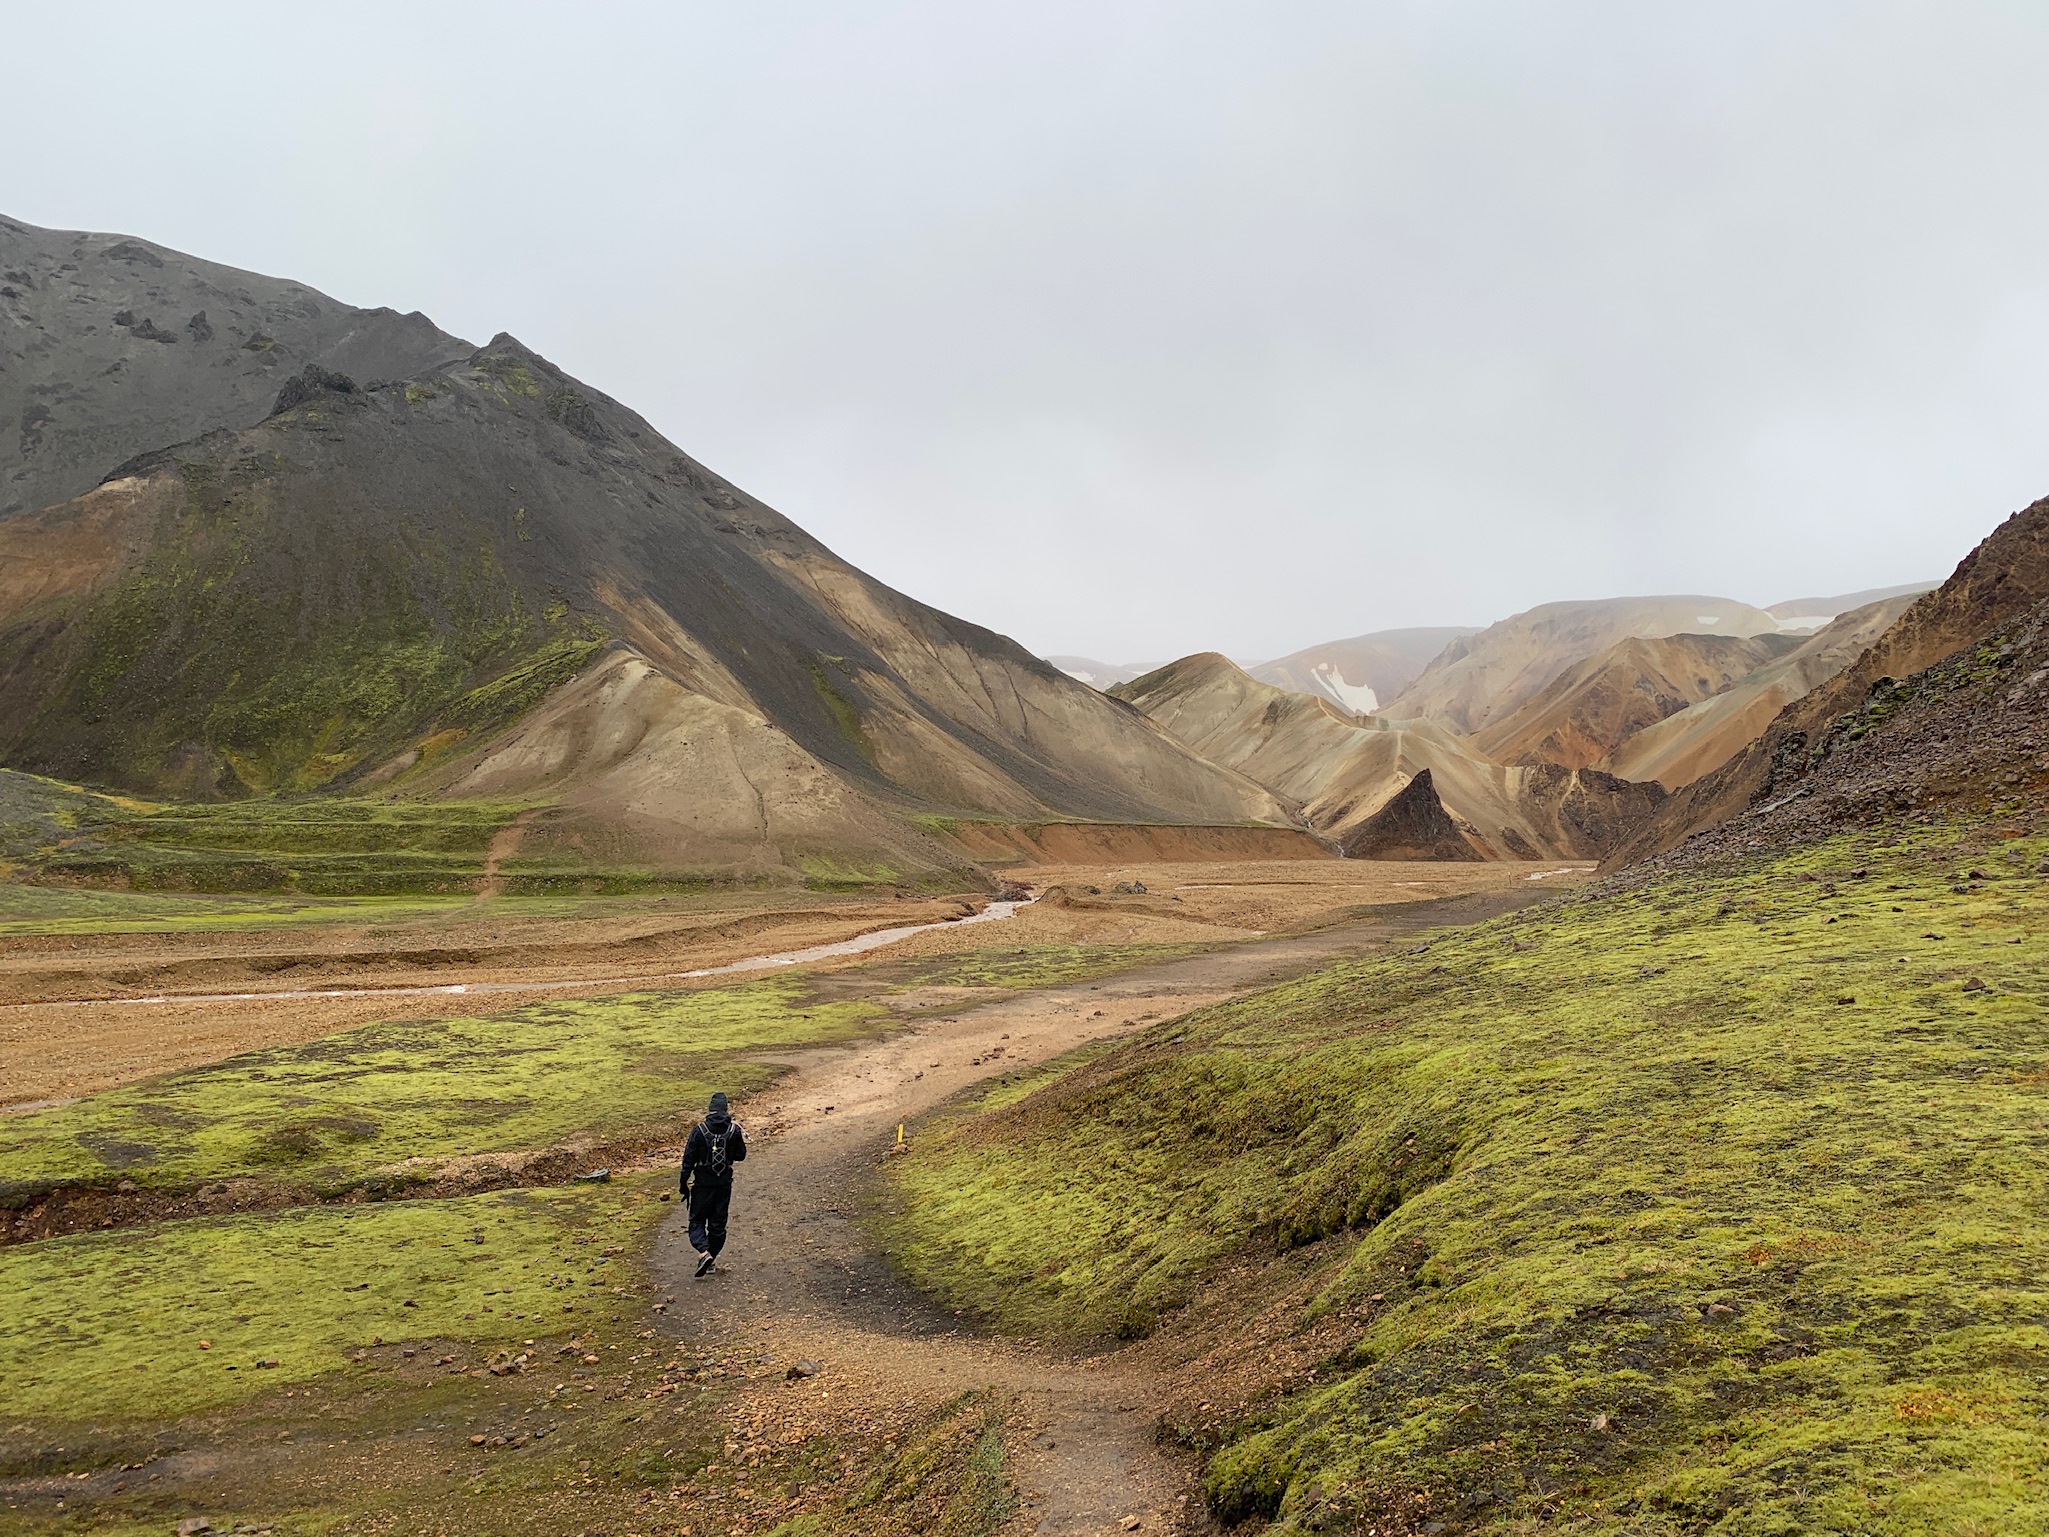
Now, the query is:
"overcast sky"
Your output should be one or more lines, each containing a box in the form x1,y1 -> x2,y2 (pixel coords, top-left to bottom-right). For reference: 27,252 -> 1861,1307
12,3 -> 2049,661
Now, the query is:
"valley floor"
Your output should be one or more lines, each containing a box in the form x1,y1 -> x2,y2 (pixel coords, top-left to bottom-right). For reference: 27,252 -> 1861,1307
0,858 -> 1565,1535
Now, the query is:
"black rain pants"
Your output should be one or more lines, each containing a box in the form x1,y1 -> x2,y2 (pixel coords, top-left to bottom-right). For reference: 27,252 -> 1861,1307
687,1175 -> 733,1257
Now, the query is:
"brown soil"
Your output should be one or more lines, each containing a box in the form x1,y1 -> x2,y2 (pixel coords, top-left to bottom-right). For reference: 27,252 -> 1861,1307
938,822 -> 1333,865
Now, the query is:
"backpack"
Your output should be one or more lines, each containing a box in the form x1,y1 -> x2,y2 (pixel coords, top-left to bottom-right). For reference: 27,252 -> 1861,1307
700,1120 -> 733,1179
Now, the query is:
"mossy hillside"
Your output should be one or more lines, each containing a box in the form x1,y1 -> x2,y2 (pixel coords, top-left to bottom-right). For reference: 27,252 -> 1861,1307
0,882 -> 481,937
34,795 -> 533,894
0,978 -> 890,1201
1,1178 -> 666,1422
887,826 -> 2049,1534
0,443 -> 607,798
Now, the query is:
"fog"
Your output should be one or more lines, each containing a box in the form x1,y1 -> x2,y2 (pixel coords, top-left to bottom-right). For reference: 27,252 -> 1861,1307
12,2 -> 2049,659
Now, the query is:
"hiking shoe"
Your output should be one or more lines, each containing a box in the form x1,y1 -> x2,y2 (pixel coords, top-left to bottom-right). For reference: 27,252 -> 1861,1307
694,1250 -> 715,1279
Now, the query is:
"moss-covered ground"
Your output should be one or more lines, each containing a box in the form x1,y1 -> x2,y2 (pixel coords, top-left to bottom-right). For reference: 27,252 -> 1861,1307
0,883 -> 479,937
0,979 -> 890,1202
3,1181 -> 662,1421
0,1165 -> 1009,1536
886,823 -> 2049,1534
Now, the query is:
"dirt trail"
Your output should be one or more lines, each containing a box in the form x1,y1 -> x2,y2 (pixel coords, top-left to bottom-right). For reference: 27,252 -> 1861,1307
471,808 -> 538,902
652,889 -> 1547,1534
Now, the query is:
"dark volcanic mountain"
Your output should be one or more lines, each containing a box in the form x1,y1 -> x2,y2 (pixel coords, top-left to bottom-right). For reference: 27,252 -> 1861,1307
1,217 -> 471,519
0,220 -> 1292,881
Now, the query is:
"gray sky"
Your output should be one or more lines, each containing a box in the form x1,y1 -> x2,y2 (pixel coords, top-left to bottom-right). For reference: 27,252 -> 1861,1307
12,2 -> 2049,661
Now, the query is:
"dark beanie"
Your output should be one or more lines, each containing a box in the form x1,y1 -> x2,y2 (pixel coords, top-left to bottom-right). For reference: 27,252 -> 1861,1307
708,1092 -> 729,1114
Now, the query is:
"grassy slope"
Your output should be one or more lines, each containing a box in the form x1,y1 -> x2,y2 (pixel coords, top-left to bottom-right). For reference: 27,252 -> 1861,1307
887,824 -> 2049,1534
0,979 -> 888,1201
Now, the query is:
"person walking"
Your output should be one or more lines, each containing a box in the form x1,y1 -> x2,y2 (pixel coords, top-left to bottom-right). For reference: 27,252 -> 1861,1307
680,1091 -> 746,1277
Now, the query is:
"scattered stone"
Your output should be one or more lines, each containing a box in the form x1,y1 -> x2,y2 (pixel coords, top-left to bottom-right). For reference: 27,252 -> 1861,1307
1122,1518 -> 1143,1531
1962,977 -> 1988,992
115,1179 -> 138,1195
786,1358 -> 822,1379
1590,1412 -> 1613,1432
176,1521 -> 215,1537
469,1435 -> 486,1446
574,1169 -> 611,1183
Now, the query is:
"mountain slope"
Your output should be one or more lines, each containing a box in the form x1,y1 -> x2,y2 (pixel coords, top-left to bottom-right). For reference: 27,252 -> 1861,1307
1,215 -> 471,520
1471,631 -> 1799,769
1602,594 -> 1919,788
1113,654 -> 1663,859
1611,497 -> 2049,864
0,225 -> 1294,882
1249,628 -> 1477,715
1385,596 -> 1781,736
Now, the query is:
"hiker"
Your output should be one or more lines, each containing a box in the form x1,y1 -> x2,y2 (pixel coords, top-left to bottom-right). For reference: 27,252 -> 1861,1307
680,1091 -> 747,1277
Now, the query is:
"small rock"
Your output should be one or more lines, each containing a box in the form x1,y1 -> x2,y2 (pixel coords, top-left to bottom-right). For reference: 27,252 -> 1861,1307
116,1179 -> 138,1195
574,1169 -> 611,1183
786,1358 -> 822,1379
254,1358 -> 281,1369
1962,977 -> 1988,992
1122,1519 -> 1142,1531
1704,1302 -> 1735,1318
470,1434 -> 486,1446
1590,1412 -> 1612,1432
176,1522 -> 215,1537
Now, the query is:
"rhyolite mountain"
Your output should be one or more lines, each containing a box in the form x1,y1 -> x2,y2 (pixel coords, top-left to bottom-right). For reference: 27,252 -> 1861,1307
1112,653 -> 1665,860
0,219 -> 1295,881
1248,627 -> 1478,715
1383,595 -> 1784,735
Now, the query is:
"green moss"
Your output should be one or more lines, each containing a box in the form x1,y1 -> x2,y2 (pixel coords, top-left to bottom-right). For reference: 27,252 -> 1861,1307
806,656 -> 875,763
0,1180 -> 663,1420
2,449 -> 608,799
887,824 -> 2049,1533
0,978 -> 890,1201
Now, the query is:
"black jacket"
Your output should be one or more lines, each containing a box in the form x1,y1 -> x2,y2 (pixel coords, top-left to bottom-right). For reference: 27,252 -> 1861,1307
680,1112 -> 746,1192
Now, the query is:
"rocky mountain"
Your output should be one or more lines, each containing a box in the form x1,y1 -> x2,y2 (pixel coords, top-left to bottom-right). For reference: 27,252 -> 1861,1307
1247,627 -> 1477,715
1383,596 -> 1782,735
1610,497 -> 2049,865
1,217 -> 471,520
1113,653 -> 1664,860
1602,594 -> 1920,788
1471,631 -> 1801,770
0,220 -> 1296,883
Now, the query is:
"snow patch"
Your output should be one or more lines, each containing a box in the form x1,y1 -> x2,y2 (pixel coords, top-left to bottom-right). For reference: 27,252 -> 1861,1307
1061,668 -> 1099,684
1310,663 -> 1379,715
1694,615 -> 1721,625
